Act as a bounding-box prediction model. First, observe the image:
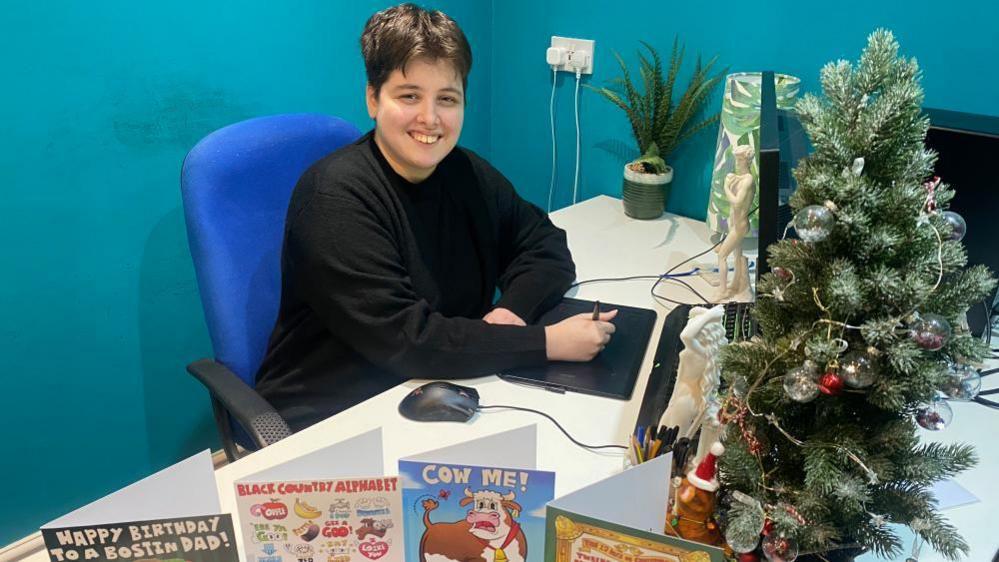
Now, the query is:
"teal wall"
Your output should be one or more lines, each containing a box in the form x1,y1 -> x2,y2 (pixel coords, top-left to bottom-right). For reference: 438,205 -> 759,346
2,0 -> 997,546
0,0 -> 490,543
489,0 -> 999,217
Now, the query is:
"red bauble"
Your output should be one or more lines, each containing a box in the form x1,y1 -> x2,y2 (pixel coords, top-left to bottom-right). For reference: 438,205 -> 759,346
818,371 -> 844,395
738,553 -> 761,562
762,519 -> 775,536
773,267 -> 792,282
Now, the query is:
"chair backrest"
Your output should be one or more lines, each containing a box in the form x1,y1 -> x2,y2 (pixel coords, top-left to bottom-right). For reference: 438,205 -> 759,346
181,113 -> 361,386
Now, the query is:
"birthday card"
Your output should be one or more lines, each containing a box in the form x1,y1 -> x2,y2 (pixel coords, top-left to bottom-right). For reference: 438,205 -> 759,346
41,450 -> 238,562
399,425 -> 555,562
233,429 -> 403,562
543,455 -> 725,562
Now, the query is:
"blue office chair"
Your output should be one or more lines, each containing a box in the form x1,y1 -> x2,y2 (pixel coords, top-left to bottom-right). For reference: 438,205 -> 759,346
181,113 -> 362,461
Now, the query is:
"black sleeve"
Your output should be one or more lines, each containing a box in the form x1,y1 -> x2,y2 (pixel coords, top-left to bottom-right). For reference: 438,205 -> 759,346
286,189 -> 548,380
481,161 -> 576,323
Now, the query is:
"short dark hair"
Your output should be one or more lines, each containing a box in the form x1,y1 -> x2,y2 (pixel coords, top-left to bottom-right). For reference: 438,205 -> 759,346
360,3 -> 472,96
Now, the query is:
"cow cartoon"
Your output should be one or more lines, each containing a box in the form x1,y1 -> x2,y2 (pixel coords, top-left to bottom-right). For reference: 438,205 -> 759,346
419,488 -> 526,562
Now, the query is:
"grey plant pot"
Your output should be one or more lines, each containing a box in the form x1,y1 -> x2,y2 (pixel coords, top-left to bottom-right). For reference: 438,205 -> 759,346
622,164 -> 674,220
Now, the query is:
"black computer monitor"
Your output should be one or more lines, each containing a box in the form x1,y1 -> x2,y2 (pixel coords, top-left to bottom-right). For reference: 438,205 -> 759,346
756,71 -> 810,283
924,108 -> 999,337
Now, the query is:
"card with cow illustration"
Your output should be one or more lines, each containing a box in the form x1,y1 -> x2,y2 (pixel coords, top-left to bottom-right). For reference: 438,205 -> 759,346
543,454 -> 725,562
398,425 -> 555,562
40,450 -> 239,562
231,428 -> 404,562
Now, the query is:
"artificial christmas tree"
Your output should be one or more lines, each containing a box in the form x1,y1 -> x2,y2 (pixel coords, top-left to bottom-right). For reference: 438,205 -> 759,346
715,30 -> 996,560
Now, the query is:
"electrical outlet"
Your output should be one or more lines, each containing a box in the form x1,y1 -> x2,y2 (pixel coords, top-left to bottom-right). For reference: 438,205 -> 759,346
549,36 -> 595,75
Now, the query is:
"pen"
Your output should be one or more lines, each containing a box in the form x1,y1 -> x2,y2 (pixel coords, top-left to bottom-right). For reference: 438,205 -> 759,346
631,434 -> 645,464
656,425 -> 668,441
592,300 -> 600,320
649,438 -> 663,459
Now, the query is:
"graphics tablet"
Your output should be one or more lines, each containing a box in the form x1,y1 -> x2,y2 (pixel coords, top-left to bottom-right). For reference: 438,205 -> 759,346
499,297 -> 656,400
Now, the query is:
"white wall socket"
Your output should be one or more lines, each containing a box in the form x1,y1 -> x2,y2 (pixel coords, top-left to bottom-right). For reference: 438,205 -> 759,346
549,36 -> 595,75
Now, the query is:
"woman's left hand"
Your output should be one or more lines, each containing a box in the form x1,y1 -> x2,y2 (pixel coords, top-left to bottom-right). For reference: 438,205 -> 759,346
483,307 -> 526,326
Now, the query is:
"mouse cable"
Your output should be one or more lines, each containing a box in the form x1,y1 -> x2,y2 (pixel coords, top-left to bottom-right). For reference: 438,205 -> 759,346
476,404 -> 627,451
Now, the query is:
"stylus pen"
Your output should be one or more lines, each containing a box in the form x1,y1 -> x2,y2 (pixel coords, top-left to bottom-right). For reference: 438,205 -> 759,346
592,300 -> 600,320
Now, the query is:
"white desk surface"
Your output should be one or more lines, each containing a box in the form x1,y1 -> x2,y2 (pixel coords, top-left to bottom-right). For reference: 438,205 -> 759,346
16,195 -> 996,562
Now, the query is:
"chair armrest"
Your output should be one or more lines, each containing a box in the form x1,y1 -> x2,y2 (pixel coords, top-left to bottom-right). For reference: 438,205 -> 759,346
186,358 -> 292,455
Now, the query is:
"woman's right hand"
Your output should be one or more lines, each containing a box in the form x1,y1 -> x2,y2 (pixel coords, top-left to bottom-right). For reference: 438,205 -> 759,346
544,310 -> 618,361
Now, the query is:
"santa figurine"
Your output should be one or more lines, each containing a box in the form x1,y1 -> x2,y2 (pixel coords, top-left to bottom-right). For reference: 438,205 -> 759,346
664,442 -> 724,546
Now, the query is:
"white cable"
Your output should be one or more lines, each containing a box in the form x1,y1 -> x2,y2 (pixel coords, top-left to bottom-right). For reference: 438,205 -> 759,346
572,69 -> 581,204
547,66 -> 558,213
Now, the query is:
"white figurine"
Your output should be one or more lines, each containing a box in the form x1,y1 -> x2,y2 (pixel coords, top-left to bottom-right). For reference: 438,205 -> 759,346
713,145 -> 756,302
659,305 -> 728,452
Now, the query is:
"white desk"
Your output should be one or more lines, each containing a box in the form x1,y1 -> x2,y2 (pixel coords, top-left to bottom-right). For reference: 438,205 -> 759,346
13,196 -> 996,562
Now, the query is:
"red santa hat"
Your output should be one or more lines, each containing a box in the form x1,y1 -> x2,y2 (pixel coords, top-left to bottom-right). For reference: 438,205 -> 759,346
686,442 -> 724,492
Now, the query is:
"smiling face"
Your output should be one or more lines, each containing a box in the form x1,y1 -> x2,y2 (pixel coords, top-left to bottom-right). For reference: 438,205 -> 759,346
366,57 -> 464,183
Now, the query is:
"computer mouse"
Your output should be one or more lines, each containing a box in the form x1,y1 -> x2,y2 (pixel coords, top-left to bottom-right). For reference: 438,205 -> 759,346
398,381 -> 480,422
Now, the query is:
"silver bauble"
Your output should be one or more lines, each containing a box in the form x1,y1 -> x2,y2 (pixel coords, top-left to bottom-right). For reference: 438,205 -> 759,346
762,534 -> 799,562
915,397 -> 953,431
793,205 -> 835,243
841,350 -> 877,389
909,314 -> 952,351
941,365 -> 982,400
783,366 -> 820,403
942,210 -> 967,242
732,375 -> 750,397
724,526 -> 761,554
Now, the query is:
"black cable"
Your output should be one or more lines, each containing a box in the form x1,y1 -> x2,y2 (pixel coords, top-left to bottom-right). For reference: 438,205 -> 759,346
572,221 -> 742,306
665,240 -> 723,277
973,396 -> 999,409
569,275 -> 664,289
972,366 -> 999,410
651,215 -> 756,299
982,298 -> 999,352
477,404 -> 627,451
650,289 -> 699,308
678,279 -> 714,304
664,277 -> 713,304
651,277 -> 715,307
646,240 -> 724,307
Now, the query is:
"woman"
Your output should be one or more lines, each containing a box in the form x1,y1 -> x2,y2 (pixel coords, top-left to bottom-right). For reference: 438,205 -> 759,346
255,3 -> 617,432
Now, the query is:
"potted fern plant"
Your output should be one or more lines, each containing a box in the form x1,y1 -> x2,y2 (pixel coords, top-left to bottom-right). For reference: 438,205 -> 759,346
590,39 -> 725,219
